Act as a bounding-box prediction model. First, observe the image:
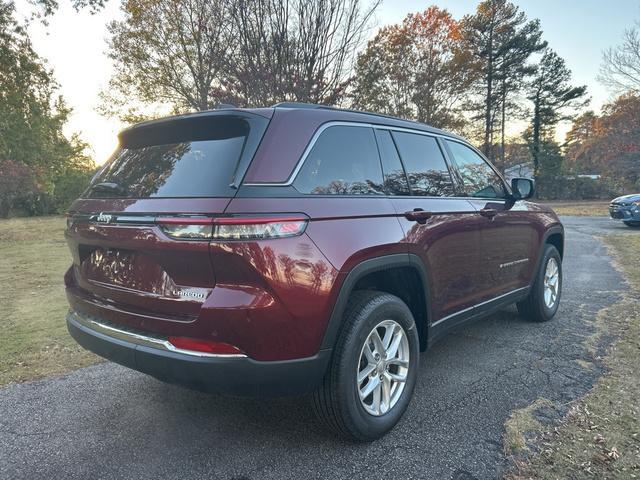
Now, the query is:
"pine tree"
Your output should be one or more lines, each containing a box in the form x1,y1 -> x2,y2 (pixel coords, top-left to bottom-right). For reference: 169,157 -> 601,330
527,49 -> 588,178
494,18 -> 546,164
461,0 -> 545,159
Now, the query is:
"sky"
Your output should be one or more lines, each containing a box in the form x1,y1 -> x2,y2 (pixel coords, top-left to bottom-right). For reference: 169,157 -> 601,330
14,0 -> 640,164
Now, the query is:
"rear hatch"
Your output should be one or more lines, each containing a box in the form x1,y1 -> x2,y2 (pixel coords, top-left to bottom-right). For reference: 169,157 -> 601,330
65,111 -> 270,327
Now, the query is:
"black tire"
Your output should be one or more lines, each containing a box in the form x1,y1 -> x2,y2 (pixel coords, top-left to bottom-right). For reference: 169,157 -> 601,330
623,221 -> 640,228
517,244 -> 562,322
311,290 -> 420,441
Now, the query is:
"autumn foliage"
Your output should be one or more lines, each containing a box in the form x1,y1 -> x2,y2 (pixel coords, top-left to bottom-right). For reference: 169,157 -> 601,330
352,6 -> 473,131
566,94 -> 640,191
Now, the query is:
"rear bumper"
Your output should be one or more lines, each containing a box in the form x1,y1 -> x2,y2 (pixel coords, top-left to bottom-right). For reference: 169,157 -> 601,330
67,310 -> 331,397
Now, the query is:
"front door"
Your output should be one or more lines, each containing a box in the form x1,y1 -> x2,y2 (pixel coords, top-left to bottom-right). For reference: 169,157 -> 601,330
442,139 -> 538,302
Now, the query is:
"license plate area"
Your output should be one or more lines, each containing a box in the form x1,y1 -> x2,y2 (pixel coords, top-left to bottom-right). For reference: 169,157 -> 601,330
81,248 -> 175,295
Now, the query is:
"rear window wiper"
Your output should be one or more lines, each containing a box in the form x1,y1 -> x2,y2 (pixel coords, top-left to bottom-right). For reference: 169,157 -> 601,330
89,182 -> 127,196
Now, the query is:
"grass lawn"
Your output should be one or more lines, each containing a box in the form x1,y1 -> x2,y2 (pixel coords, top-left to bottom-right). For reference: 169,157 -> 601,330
539,200 -> 610,217
506,234 -> 640,479
0,216 -> 98,386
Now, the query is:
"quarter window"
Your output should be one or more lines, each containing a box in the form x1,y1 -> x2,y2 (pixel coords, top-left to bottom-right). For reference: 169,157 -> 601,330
392,131 -> 454,196
294,126 -> 384,195
445,140 -> 506,198
374,129 -> 410,196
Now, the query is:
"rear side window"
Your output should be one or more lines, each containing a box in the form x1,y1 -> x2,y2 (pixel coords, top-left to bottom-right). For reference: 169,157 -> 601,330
86,116 -> 250,198
445,140 -> 506,198
392,132 -> 454,196
374,129 -> 410,196
293,126 -> 384,195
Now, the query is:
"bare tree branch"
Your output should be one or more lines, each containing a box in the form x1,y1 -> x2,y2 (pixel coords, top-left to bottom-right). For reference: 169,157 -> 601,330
599,22 -> 640,94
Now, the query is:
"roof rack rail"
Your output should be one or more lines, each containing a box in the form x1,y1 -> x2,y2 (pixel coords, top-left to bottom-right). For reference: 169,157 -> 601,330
216,103 -> 236,109
269,102 -> 447,136
271,102 -> 327,109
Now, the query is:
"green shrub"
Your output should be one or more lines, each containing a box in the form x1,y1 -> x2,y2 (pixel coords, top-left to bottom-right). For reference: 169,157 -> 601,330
0,160 -> 39,218
536,175 -> 621,200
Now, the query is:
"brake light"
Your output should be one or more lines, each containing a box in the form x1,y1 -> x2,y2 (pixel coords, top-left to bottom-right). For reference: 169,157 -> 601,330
212,216 -> 307,240
157,215 -> 308,240
168,336 -> 245,356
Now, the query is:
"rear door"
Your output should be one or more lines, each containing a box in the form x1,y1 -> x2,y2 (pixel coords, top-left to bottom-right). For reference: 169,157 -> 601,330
228,124 -> 407,273
225,124 -> 406,353
65,112 -> 269,331
443,139 -> 538,301
377,129 -> 482,323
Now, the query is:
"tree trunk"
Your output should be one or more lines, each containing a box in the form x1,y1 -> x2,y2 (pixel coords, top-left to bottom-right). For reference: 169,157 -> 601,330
484,66 -> 493,156
0,199 -> 11,219
500,77 -> 506,168
484,29 -> 494,157
532,91 -> 541,180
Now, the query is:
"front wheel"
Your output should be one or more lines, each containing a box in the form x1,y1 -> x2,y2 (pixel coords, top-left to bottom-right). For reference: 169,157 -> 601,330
517,244 -> 562,322
311,291 -> 419,441
623,221 -> 640,228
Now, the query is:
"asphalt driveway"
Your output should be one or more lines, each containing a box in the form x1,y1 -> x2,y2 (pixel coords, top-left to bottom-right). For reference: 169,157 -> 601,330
0,216 -> 631,480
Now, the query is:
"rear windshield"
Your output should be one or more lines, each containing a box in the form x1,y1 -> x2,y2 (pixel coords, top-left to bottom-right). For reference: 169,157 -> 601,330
86,116 -> 250,198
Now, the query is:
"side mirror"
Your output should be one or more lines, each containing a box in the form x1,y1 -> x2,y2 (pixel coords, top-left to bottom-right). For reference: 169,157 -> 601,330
511,177 -> 535,200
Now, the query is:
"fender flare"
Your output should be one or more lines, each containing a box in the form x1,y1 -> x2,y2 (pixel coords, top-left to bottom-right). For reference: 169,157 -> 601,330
530,225 -> 565,286
319,253 -> 431,351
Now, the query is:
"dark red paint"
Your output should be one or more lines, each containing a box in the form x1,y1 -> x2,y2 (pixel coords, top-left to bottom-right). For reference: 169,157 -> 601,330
64,106 -> 563,363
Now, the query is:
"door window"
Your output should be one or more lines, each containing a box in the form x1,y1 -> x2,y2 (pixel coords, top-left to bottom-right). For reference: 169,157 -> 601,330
374,129 -> 411,196
445,140 -> 506,198
392,131 -> 455,196
294,126 -> 384,195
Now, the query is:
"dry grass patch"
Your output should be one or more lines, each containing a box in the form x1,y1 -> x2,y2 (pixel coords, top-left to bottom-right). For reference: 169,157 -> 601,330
0,216 -> 99,386
504,399 -> 554,455
539,200 -> 610,217
506,234 -> 640,479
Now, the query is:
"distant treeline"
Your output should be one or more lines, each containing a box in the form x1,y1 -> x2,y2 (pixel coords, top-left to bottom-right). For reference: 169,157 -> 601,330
2,0 -> 639,218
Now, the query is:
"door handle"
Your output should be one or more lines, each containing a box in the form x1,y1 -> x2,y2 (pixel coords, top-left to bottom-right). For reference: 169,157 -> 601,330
404,209 -> 433,224
479,207 -> 498,219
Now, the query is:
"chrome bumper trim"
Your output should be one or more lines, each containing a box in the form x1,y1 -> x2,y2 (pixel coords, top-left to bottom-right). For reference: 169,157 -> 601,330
68,310 -> 247,358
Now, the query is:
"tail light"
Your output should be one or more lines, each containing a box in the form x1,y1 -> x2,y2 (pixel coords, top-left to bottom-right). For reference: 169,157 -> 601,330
157,217 -> 215,240
157,215 -> 308,240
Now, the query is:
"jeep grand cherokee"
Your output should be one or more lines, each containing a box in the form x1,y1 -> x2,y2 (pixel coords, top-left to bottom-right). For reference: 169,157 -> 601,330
64,103 -> 564,441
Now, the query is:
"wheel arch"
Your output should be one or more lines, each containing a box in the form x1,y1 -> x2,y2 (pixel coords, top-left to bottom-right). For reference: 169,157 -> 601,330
544,227 -> 564,259
529,225 -> 564,288
320,254 -> 431,352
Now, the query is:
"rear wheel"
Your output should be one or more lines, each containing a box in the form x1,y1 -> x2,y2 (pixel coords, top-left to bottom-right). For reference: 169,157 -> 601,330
517,244 -> 562,322
311,291 -> 419,441
623,221 -> 640,227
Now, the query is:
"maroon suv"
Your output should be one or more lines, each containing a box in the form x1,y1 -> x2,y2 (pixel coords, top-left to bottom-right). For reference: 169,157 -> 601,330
65,103 -> 564,441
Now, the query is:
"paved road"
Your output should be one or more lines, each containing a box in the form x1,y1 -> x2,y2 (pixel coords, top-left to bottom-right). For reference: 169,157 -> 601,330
562,214 -> 639,236
0,216 -> 632,480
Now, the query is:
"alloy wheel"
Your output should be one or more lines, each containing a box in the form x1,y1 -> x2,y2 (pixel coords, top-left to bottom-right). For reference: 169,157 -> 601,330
543,257 -> 560,308
356,320 -> 410,416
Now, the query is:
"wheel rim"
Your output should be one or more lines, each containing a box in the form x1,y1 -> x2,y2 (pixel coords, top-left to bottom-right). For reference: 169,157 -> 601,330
543,257 -> 560,308
356,319 -> 410,416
